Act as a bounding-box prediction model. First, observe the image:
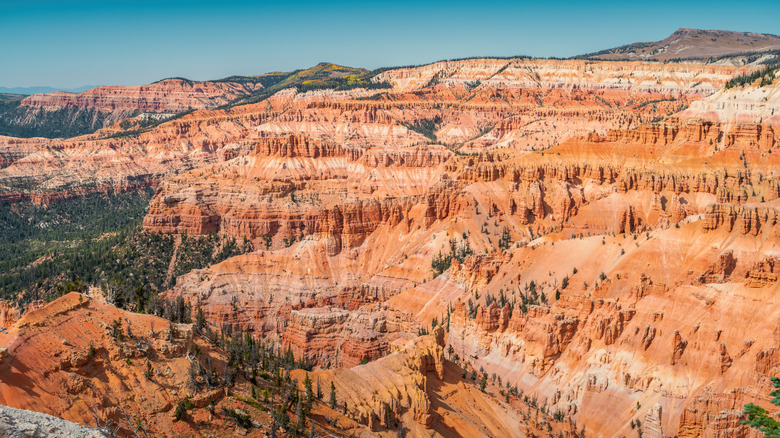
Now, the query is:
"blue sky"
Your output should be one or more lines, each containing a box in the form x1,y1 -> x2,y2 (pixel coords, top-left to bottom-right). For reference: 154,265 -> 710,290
1,0 -> 779,88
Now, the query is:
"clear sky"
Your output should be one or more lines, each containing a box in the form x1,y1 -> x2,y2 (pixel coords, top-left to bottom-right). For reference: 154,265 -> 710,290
1,0 -> 779,88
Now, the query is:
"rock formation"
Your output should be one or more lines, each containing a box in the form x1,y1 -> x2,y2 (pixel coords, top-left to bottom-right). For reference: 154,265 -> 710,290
0,405 -> 107,438
2,52 -> 780,437
295,328 -> 578,437
0,58 -> 743,204
0,292 -> 221,436
20,79 -> 262,115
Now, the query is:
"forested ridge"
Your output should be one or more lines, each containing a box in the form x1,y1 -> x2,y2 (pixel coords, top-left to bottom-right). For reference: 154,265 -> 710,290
0,188 -> 251,306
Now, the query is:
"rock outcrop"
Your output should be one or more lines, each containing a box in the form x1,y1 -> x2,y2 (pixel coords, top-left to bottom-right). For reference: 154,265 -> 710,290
0,79 -> 265,139
131,64 -> 780,437
295,329 -> 578,437
0,293 -> 222,437
0,405 -> 107,438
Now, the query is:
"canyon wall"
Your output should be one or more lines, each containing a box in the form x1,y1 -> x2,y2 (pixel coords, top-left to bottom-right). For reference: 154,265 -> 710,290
149,70 -> 780,435
2,56 -> 779,435
0,59 -> 742,203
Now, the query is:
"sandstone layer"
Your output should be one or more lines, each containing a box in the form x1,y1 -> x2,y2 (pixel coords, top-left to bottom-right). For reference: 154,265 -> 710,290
150,75 -> 780,436
20,79 -> 262,114
0,59 -> 743,203
294,328 -> 578,437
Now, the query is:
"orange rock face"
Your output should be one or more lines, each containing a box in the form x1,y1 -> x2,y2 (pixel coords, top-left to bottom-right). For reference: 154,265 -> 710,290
132,62 -> 780,436
0,301 -> 21,328
4,56 -> 780,436
0,58 -> 743,203
173,73 -> 780,436
7,78 -> 265,140
0,293 -> 237,436
294,328 -> 579,436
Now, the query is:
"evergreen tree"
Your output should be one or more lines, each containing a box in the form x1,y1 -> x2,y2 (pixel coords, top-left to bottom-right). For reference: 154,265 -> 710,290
743,377 -> 780,437
168,320 -> 177,342
329,381 -> 337,409
304,373 -> 314,412
195,307 -> 206,331
296,398 -> 306,432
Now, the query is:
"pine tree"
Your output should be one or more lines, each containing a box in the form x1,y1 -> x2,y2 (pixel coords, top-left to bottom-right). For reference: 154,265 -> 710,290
743,376 -> 780,437
168,320 -> 176,342
296,398 -> 306,432
329,381 -> 337,409
304,373 -> 314,413
195,307 -> 206,331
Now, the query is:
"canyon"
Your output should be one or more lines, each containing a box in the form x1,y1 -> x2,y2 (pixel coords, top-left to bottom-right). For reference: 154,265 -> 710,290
0,28 -> 779,437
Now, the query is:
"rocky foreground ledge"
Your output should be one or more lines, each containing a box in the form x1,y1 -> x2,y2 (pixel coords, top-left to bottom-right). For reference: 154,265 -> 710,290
0,405 -> 105,438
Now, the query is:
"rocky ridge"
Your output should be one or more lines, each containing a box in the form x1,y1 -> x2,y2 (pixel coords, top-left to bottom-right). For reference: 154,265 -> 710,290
0,78 -> 266,140
20,79 -> 262,114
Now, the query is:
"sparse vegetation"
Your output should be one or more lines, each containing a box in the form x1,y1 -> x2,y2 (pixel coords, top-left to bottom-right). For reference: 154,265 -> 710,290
174,397 -> 193,421
743,376 -> 780,436
725,65 -> 779,89
402,118 -> 440,142
170,234 -> 253,285
227,63 -> 392,109
498,227 -> 512,250
431,238 -> 474,276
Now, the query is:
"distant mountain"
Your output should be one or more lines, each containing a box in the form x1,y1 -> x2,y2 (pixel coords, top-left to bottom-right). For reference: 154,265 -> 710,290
0,85 -> 98,95
582,28 -> 780,61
